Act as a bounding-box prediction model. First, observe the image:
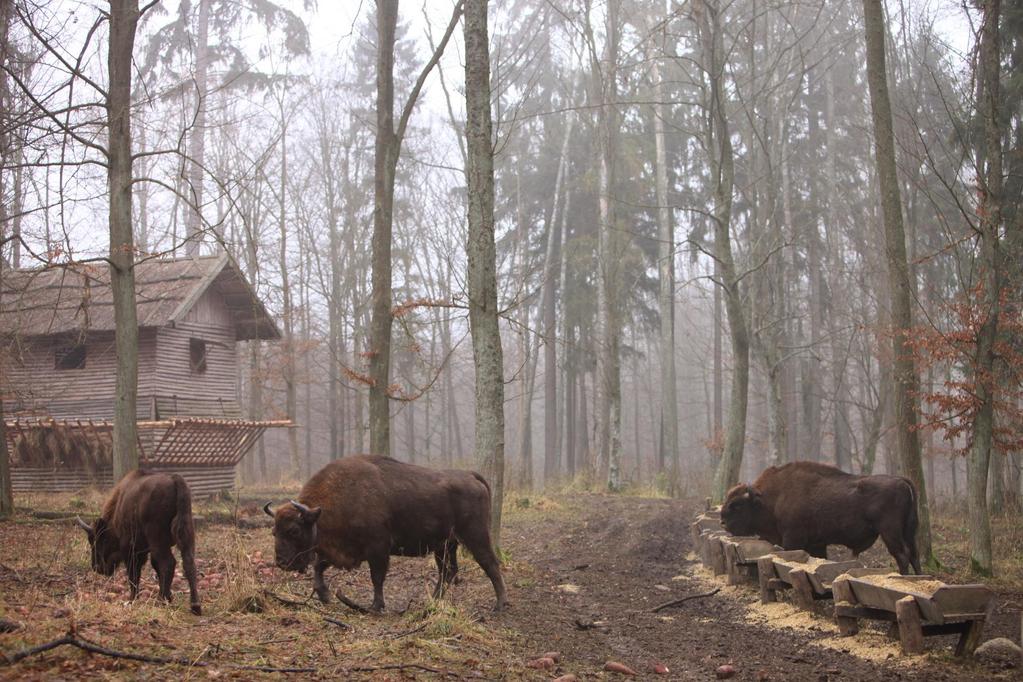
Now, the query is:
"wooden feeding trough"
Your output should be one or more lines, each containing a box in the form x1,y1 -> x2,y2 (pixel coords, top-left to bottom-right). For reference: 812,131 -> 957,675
720,536 -> 780,585
700,530 -> 731,575
691,512 -> 723,553
831,572 -> 993,656
756,551 -> 883,609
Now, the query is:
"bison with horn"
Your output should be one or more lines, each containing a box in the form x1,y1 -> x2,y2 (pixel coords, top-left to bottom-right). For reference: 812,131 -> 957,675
265,455 -> 507,612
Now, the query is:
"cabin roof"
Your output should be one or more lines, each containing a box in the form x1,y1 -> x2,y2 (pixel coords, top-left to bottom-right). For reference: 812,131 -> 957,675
0,254 -> 280,341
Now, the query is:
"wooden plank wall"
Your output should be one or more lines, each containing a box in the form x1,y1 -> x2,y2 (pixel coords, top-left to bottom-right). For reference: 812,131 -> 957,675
3,290 -> 243,422
2,329 -> 158,420
154,289 -> 241,419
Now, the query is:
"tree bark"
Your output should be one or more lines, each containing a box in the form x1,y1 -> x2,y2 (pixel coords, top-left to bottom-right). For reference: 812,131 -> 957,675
464,0 -> 505,544
368,0 -> 399,457
541,113 -> 574,485
861,0 -> 933,563
277,113 -> 299,481
109,0 -> 141,482
653,57 -> 678,481
0,0 -> 13,514
593,0 -> 623,491
967,0 -> 1002,576
184,0 -> 209,255
703,0 -> 749,503
368,0 -> 463,457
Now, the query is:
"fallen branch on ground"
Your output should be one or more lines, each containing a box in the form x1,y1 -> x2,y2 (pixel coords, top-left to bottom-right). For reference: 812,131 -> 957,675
0,632 -> 315,673
334,592 -> 370,614
323,617 -> 352,630
651,588 -> 721,613
347,662 -> 460,677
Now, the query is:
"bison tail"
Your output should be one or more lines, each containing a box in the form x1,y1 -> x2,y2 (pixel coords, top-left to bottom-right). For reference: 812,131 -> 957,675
902,477 -> 921,574
170,475 -> 196,551
471,471 -> 492,497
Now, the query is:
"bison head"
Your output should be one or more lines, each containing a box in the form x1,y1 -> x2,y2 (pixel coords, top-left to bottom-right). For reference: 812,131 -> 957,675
265,500 -> 322,574
77,516 -> 122,576
721,484 -> 764,536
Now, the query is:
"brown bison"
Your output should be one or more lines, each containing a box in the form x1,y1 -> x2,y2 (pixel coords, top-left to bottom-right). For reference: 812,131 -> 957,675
722,461 -> 921,574
265,455 -> 507,612
77,469 -> 201,614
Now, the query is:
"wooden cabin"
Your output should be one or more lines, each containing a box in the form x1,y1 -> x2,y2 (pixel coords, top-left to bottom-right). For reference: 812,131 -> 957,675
0,254 -> 285,495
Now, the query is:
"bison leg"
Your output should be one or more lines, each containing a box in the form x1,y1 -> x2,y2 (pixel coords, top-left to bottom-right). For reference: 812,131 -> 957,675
460,530 -> 507,611
126,553 -> 144,601
152,550 -> 176,604
313,559 -> 331,604
806,545 -> 828,560
433,540 -> 459,599
368,555 -> 389,612
878,525 -> 917,575
178,542 -> 201,615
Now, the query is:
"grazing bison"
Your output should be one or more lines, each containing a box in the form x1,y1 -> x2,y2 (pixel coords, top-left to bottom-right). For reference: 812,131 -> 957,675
77,469 -> 201,614
721,461 -> 921,574
265,455 -> 507,611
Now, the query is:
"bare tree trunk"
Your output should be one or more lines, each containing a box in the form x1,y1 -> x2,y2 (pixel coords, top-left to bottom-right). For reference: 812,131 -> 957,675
0,0 -> 13,514
861,0 -> 933,564
968,0 -> 1003,576
465,0 -> 504,543
325,139 -> 343,462
368,0 -> 399,457
825,70 -> 851,472
0,395 -> 10,516
109,0 -> 141,482
184,0 -> 209,255
277,115 -> 299,481
703,0 -> 749,502
592,0 -> 624,491
541,114 -> 574,485
653,57 -> 678,481
369,0 -> 462,457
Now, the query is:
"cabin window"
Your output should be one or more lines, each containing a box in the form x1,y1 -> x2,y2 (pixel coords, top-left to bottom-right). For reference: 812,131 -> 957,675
55,344 -> 87,370
189,338 -> 208,373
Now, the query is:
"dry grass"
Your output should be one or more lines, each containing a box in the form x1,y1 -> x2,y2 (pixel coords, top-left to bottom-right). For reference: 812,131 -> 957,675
929,506 -> 1023,589
0,492 -> 516,679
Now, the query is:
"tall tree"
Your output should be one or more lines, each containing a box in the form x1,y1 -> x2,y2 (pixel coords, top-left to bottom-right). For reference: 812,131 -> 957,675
465,0 -> 505,542
368,0 -> 463,456
861,0 -> 933,563
653,45 -> 678,480
703,0 -> 749,502
967,0 -> 1003,576
109,0 -> 141,481
0,0 -> 12,517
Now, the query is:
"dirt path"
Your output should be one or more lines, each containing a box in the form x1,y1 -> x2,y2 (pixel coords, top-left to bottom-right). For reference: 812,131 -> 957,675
495,493 -> 1017,681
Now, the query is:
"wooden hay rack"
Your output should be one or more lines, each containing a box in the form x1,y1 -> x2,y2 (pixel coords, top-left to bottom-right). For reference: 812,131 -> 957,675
4,417 -> 291,496
831,572 -> 993,656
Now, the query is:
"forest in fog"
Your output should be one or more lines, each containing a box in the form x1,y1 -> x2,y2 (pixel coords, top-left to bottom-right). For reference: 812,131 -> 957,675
1,0 -> 1021,575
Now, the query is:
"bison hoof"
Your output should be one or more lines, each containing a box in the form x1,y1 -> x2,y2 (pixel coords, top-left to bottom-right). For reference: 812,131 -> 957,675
191,604 -> 202,616
370,601 -> 385,613
314,588 -> 330,604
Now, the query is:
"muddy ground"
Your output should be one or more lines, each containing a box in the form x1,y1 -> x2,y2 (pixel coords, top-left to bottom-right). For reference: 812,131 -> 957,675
0,492 -> 1020,680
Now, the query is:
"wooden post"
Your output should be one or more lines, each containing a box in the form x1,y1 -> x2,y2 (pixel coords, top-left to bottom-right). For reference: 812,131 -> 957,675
831,578 -> 859,636
895,596 -> 924,655
788,568 -> 815,611
711,537 -> 727,576
758,556 -> 776,603
954,617 -> 986,657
